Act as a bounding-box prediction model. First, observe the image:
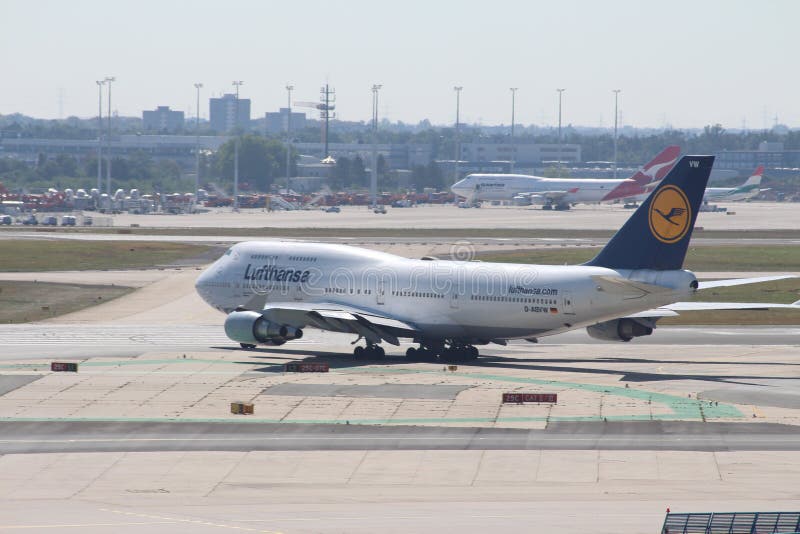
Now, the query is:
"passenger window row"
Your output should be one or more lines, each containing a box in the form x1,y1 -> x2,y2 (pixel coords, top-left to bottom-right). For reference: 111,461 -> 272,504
392,291 -> 445,299
471,295 -> 556,305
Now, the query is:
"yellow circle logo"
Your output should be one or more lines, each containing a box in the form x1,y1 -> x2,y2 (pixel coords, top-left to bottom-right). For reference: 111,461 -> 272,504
648,185 -> 691,244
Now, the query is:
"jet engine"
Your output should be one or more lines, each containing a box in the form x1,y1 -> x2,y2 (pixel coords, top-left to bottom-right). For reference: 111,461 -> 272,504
224,310 -> 303,346
586,318 -> 653,342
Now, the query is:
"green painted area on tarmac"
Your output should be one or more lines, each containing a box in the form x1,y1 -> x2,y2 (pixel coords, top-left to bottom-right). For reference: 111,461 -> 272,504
337,365 -> 744,420
0,356 -> 744,423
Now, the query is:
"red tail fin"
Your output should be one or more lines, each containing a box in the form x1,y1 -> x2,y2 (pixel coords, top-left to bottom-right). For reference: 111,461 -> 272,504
602,146 -> 681,202
630,145 -> 681,185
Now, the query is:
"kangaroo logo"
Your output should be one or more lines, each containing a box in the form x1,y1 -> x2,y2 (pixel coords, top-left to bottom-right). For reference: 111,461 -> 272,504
648,185 -> 691,244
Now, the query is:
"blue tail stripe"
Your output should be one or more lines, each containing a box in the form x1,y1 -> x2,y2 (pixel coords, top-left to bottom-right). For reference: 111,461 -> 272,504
586,155 -> 714,271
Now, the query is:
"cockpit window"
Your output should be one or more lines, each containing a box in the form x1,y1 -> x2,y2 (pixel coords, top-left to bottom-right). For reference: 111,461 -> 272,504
224,248 -> 233,256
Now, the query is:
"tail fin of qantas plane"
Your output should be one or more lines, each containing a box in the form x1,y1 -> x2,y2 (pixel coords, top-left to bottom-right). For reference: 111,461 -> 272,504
630,145 -> 681,186
602,145 -> 681,201
586,155 -> 713,271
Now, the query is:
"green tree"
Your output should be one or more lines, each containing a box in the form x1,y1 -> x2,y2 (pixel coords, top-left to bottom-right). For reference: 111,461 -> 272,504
37,154 -> 80,180
411,162 -> 444,191
214,135 -> 285,191
351,155 -> 366,187
332,157 -> 351,190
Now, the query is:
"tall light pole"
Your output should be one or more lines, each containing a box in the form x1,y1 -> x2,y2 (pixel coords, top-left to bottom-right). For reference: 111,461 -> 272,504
370,84 -> 382,209
613,89 -> 621,179
194,83 -> 203,210
232,80 -> 243,211
95,80 -> 105,193
453,86 -> 463,185
509,87 -> 518,173
556,88 -> 565,177
285,84 -> 294,196
105,76 -> 115,195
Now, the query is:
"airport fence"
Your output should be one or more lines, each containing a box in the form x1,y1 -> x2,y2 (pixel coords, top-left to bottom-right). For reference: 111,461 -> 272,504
661,511 -> 800,533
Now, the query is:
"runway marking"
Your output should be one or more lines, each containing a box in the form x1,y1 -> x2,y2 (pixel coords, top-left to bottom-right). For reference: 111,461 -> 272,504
0,413 -> 738,426
0,435 -> 798,445
0,521 -> 177,529
100,509 -> 285,533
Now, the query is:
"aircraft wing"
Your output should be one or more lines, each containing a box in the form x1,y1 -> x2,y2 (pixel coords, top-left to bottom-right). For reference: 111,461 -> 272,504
521,190 -> 570,202
257,301 -> 418,346
663,301 -> 800,311
627,300 -> 800,318
697,275 -> 796,290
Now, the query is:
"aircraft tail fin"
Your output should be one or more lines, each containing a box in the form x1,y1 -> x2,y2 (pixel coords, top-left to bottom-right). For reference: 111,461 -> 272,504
631,145 -> 681,186
742,165 -> 764,187
586,156 -> 714,271
601,146 -> 681,202
630,145 -> 681,186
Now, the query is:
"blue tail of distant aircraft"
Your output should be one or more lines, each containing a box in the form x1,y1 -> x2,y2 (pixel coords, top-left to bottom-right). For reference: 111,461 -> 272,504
586,155 -> 714,271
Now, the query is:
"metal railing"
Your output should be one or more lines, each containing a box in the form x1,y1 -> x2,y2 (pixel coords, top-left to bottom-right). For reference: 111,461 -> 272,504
662,511 -> 800,533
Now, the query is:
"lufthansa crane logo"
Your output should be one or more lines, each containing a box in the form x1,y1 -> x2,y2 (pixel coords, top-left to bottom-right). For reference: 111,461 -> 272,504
648,185 -> 691,244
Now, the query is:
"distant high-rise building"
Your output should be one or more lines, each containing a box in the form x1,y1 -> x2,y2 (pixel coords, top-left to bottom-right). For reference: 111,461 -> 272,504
142,106 -> 184,132
209,93 -> 250,133
265,108 -> 307,135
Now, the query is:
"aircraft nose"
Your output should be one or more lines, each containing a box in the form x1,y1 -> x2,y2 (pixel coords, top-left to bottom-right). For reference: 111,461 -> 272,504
451,179 -> 471,196
195,267 -> 215,305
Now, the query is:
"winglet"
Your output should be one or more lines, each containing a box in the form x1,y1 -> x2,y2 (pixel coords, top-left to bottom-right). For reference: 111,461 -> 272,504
586,155 -> 714,270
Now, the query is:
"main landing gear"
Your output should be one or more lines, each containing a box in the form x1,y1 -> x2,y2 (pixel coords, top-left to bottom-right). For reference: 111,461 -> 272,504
353,344 -> 386,360
406,342 -> 479,363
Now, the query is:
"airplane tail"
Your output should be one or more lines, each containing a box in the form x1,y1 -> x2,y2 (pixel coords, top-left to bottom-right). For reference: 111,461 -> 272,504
601,145 -> 680,201
630,145 -> 681,186
586,155 -> 714,271
742,165 -> 764,187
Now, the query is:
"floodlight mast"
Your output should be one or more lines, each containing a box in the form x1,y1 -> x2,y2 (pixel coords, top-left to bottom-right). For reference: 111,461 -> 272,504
613,89 -> 621,179
96,80 -> 105,193
510,87 -> 518,173
453,86 -> 463,186
104,76 -> 115,195
232,80 -> 244,211
286,84 -> 294,196
556,88 -> 565,177
370,84 -> 382,209
194,82 -> 203,209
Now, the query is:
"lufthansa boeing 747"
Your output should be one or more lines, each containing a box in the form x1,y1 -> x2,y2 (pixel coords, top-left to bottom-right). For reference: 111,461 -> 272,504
196,155 -> 797,361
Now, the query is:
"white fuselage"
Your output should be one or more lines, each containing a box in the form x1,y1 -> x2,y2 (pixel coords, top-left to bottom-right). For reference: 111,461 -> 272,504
703,185 -> 761,202
451,174 -> 633,204
196,241 -> 697,341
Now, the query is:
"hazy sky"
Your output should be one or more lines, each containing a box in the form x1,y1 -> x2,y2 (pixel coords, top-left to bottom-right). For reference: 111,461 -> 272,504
1,0 -> 796,129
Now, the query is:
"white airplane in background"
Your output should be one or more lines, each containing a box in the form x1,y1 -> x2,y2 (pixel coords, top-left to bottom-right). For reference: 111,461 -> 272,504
450,146 -> 680,210
635,165 -> 768,204
704,165 -> 768,202
196,155 -> 798,361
